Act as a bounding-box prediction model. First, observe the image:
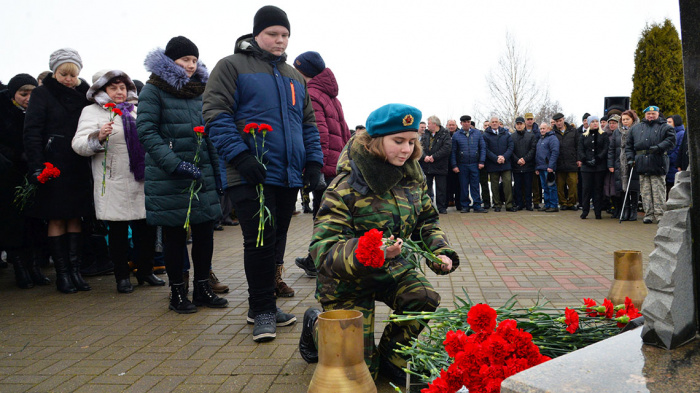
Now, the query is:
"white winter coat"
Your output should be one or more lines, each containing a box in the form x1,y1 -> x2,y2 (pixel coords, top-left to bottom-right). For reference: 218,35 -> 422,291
72,103 -> 146,221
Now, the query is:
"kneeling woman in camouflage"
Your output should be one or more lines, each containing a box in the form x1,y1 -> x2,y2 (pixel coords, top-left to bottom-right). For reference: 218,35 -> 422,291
299,103 -> 459,383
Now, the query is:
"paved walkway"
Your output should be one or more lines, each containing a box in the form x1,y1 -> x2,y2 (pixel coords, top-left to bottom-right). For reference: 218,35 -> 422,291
0,207 -> 658,392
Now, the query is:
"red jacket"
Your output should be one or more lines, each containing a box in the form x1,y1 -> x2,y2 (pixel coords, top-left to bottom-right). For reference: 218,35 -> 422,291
307,68 -> 351,178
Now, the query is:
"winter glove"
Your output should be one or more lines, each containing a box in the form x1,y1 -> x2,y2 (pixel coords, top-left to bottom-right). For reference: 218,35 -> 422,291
173,161 -> 202,180
649,145 -> 660,154
28,169 -> 43,186
231,152 -> 266,185
586,159 -> 596,167
214,173 -> 224,196
627,160 -> 635,167
303,162 -> 323,192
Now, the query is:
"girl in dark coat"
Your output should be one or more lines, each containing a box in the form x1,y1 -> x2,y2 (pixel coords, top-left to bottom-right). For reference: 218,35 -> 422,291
0,74 -> 51,288
137,36 -> 226,313
23,49 -> 92,293
578,116 -> 609,219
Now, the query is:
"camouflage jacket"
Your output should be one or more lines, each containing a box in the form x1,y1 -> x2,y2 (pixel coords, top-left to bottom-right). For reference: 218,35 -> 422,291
310,136 -> 460,302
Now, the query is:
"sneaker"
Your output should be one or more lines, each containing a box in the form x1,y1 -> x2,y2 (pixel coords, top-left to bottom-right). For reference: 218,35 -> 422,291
643,216 -> 654,224
473,208 -> 488,213
545,207 -> 559,212
299,308 -> 321,363
247,307 -> 297,326
252,312 -> 277,342
295,256 -> 317,278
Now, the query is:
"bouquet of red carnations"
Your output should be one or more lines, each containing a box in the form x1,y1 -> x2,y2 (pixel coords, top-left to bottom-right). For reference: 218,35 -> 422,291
14,162 -> 60,211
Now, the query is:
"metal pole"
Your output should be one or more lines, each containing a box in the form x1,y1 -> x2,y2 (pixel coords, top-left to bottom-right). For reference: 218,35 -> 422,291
620,165 -> 635,224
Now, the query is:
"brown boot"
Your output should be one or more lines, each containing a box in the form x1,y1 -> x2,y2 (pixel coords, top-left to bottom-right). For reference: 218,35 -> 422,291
275,264 -> 294,298
209,270 -> 229,293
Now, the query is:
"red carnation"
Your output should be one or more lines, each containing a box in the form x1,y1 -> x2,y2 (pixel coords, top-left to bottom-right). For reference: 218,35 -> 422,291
603,298 -> 614,319
564,307 -> 579,334
258,123 -> 273,133
104,103 -> 116,108
112,108 -> 123,116
193,126 -> 206,134
37,162 -> 61,184
444,330 -> 468,358
243,123 -> 259,134
582,297 -> 598,317
355,228 -> 385,268
467,304 -> 498,334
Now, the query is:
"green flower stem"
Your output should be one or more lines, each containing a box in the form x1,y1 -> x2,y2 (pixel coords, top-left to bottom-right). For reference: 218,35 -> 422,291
183,133 -> 203,229
101,136 -> 109,196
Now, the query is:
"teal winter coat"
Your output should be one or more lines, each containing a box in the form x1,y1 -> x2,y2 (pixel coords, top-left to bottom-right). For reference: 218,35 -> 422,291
137,49 -> 221,227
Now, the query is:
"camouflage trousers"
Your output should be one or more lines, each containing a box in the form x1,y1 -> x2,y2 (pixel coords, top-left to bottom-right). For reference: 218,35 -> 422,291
320,261 -> 440,378
640,174 -> 666,220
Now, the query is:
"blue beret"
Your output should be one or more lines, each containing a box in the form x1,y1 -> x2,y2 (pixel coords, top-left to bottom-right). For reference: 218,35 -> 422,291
643,105 -> 660,113
365,103 -> 422,137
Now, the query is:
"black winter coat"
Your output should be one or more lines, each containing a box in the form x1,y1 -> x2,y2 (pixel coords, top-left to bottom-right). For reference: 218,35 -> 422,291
420,126 -> 452,175
23,76 -> 92,219
0,90 -> 29,247
483,127 -> 514,172
625,117 -> 676,176
608,128 -> 623,192
510,130 -> 537,173
554,123 -> 579,172
578,128 -> 609,172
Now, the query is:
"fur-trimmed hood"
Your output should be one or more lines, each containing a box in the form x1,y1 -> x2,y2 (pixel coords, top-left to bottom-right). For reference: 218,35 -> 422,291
338,136 -> 424,195
86,69 -> 138,105
143,48 -> 208,90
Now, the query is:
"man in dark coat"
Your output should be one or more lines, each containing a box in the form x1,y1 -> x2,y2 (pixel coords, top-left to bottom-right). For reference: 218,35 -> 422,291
483,116 -> 515,212
511,117 -> 537,211
552,113 -> 580,210
420,115 -> 452,214
445,119 -> 461,210
450,115 -> 487,213
625,105 -> 676,224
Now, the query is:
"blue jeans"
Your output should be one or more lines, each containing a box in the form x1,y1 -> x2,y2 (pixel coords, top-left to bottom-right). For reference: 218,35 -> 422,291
540,171 -> 559,208
457,164 -> 482,209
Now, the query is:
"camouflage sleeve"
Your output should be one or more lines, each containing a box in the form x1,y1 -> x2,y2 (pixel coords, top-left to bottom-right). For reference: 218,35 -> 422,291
309,178 -> 377,281
412,180 -> 460,275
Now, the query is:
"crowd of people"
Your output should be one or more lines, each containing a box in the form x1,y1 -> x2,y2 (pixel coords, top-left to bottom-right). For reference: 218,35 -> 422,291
403,109 -> 685,223
0,3 -> 690,386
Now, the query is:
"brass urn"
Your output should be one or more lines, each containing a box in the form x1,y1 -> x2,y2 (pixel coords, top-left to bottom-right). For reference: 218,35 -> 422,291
607,250 -> 648,307
308,310 -> 376,393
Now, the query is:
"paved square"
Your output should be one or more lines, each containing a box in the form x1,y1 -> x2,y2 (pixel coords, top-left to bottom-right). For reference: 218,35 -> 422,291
0,207 -> 657,392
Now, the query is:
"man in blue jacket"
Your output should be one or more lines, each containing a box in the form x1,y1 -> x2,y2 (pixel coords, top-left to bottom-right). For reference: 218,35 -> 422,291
203,5 -> 323,342
483,116 -> 515,212
451,116 -> 488,213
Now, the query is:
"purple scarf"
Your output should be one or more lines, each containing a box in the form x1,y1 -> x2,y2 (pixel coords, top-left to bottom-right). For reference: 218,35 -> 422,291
116,102 -> 145,181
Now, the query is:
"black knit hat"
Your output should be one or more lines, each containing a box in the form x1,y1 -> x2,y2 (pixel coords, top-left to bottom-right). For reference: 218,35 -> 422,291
164,36 -> 199,61
8,73 -> 38,97
253,5 -> 290,37
582,112 -> 591,121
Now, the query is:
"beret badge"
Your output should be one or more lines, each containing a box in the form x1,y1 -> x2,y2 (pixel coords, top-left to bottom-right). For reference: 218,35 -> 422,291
402,114 -> 414,126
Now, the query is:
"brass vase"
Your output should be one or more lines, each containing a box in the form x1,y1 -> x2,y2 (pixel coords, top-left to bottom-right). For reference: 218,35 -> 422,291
308,310 -> 376,393
607,250 -> 648,307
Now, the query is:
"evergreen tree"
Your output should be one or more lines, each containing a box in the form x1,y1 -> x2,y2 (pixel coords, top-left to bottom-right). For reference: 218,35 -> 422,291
631,19 -> 685,122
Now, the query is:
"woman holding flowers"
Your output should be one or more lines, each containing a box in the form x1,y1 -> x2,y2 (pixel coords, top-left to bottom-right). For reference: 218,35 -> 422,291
73,70 -> 165,294
23,48 -> 92,294
137,36 -> 226,313
301,103 -> 460,384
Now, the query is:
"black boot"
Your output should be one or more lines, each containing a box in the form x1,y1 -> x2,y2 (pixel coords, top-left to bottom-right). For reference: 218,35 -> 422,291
67,233 -> 91,291
628,192 -> 638,221
7,249 -> 34,289
192,279 -> 229,308
136,272 -> 165,286
28,248 -> 51,285
48,235 -> 76,294
169,283 -> 197,314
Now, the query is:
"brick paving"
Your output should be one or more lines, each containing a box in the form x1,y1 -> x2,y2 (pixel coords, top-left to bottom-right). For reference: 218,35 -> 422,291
0,206 -> 657,392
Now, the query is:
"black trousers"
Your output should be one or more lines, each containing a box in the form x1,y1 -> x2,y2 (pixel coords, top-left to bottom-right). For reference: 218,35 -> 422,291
229,184 -> 298,315
581,171 -> 605,216
446,170 -> 461,209
162,221 -> 214,284
425,174 -> 447,211
108,219 -> 156,281
512,171 -> 534,209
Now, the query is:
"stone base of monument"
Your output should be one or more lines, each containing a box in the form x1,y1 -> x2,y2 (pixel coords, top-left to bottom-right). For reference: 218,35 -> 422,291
501,328 -> 700,393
